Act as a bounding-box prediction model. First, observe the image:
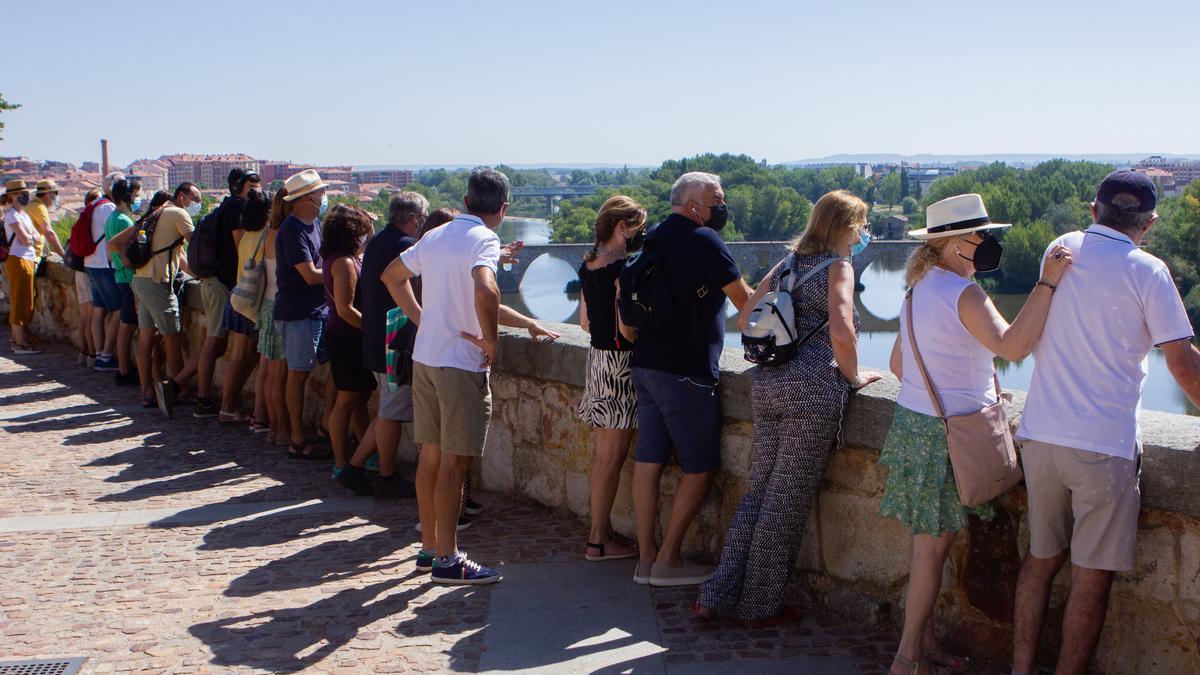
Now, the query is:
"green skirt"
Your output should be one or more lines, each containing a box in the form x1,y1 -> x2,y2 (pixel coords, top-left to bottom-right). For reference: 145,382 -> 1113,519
879,405 -> 995,536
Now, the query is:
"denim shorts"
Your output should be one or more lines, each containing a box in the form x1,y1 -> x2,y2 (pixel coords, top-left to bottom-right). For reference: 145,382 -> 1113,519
86,267 -> 120,312
117,282 -> 137,326
631,366 -> 722,473
277,318 -> 323,372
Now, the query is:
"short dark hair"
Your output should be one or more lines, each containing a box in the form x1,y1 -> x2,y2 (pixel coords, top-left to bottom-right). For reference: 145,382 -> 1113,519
239,189 -> 270,232
1096,192 -> 1155,234
464,167 -> 511,214
227,168 -> 247,193
173,182 -> 199,200
111,177 -> 142,207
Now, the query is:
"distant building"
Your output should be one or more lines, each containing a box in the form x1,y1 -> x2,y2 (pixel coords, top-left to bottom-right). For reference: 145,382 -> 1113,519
127,159 -> 171,194
877,215 -> 909,240
81,161 -> 100,172
162,153 -> 260,189
1134,156 -> 1200,192
351,169 -> 413,190
260,161 -> 353,187
905,167 -> 959,198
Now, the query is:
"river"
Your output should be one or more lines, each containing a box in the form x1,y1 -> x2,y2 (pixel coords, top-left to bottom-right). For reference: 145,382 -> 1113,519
498,217 -> 1199,417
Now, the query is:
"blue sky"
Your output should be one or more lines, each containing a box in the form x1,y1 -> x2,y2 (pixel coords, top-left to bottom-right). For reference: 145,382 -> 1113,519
2,0 -> 1197,167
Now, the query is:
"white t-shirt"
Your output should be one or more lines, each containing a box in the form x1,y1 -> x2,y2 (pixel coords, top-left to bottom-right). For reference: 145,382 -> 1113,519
3,208 -> 39,262
896,266 -> 999,417
400,214 -> 501,372
84,199 -> 116,269
1018,225 -> 1194,460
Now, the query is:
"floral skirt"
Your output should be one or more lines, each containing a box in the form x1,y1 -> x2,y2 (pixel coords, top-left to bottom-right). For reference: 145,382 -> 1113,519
257,299 -> 284,361
879,405 -> 995,536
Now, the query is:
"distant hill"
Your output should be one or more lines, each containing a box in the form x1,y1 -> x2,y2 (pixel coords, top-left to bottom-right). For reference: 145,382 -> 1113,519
353,163 -> 654,171
784,153 -> 1199,167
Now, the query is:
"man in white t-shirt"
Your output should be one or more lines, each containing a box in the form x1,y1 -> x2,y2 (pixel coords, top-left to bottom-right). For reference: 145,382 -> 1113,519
382,168 -> 560,585
84,172 -> 123,372
1012,170 -> 1200,675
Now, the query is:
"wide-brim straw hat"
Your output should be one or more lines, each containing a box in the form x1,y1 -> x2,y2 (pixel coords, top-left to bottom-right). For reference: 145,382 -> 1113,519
907,193 -> 1012,240
35,179 -> 59,194
4,179 -> 30,195
282,169 -> 328,201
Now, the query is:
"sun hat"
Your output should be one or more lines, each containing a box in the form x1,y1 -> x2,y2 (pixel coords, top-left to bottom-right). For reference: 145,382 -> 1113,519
4,179 -> 30,195
907,193 -> 1012,240
35,179 -> 59,194
282,169 -> 328,202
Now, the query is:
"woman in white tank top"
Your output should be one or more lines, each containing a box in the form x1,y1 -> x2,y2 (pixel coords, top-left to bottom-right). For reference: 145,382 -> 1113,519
879,194 -> 1073,675
256,189 -> 293,446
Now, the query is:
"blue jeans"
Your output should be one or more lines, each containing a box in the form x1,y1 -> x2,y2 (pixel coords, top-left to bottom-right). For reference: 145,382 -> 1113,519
277,318 -> 323,372
86,267 -> 120,312
631,366 -> 722,473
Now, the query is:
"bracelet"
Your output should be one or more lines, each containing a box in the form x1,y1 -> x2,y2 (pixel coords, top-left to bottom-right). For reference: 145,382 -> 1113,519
848,375 -> 864,389
1036,280 -> 1057,293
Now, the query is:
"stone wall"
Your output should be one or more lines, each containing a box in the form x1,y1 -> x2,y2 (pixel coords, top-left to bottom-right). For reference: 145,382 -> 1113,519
25,262 -> 1200,673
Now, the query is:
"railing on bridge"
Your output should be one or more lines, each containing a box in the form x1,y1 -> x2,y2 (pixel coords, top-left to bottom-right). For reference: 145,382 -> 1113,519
510,185 -> 611,217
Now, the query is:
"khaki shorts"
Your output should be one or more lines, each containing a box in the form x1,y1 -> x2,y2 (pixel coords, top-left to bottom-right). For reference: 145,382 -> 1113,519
199,277 -> 230,338
412,362 -> 491,457
131,277 -> 181,335
1020,439 -> 1141,571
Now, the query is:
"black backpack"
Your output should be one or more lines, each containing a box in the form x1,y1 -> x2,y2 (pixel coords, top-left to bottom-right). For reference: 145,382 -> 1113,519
618,221 -> 694,336
124,207 -> 182,270
186,198 -> 225,278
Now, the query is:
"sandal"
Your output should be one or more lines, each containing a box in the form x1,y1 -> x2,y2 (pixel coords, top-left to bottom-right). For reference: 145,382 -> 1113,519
742,606 -> 801,628
249,418 -> 270,433
691,600 -> 716,621
585,541 -> 638,562
219,410 -> 248,424
923,647 -> 969,674
288,439 -> 334,461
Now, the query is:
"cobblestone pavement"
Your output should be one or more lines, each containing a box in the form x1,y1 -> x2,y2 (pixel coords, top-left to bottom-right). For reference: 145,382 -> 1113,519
0,336 -> 1007,674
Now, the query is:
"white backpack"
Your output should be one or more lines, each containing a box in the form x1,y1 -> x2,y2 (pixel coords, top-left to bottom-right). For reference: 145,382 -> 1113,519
741,254 -> 841,366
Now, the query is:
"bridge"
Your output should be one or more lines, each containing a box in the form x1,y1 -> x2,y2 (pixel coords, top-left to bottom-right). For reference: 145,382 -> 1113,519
510,185 -> 606,216
497,239 -> 922,293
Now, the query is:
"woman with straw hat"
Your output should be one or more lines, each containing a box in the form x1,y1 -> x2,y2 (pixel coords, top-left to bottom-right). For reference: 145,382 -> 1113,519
3,179 -> 44,353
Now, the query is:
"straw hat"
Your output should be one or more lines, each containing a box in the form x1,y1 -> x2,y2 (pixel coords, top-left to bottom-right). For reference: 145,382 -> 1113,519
3,179 -> 30,195
907,193 -> 1011,240
282,169 -> 328,201
35,179 -> 59,195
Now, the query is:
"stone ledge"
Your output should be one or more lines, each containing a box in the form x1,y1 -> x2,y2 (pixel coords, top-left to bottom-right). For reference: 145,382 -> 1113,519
498,322 -> 1200,520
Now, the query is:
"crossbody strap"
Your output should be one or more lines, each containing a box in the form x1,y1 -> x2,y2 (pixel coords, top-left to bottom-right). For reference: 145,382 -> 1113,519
777,253 -> 844,338
249,228 -> 266,263
904,289 -> 1001,421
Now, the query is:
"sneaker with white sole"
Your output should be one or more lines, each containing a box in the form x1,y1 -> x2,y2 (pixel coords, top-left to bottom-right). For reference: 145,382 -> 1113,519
648,560 -> 714,587
633,561 -> 653,585
431,553 -> 501,585
413,515 -> 472,534
415,549 -> 435,573
93,355 -> 118,372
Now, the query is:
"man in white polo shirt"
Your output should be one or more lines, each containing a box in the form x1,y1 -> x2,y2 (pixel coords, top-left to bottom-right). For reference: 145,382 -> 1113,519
1012,170 -> 1200,675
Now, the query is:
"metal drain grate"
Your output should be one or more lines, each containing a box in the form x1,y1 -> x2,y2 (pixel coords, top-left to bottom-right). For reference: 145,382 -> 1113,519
0,658 -> 86,675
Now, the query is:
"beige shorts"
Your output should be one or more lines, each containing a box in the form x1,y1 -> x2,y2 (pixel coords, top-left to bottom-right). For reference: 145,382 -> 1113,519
199,277 -> 230,338
74,270 -> 94,305
1020,439 -> 1141,571
412,362 -> 491,457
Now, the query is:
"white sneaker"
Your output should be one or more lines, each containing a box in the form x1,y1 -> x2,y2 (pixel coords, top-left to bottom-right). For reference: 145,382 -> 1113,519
648,560 -> 714,587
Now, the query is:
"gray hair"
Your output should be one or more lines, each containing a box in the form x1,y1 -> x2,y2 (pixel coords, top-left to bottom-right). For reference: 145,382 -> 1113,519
388,191 -> 429,226
465,167 -> 511,214
103,171 -> 126,197
1096,192 -> 1155,234
670,171 -> 722,206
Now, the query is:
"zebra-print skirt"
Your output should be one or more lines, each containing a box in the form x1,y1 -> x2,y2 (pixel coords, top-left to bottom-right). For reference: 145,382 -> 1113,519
577,347 -> 637,430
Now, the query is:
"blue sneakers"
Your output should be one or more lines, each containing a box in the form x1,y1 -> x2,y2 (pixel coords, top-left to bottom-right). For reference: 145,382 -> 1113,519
431,553 -> 501,585
93,355 -> 119,372
415,550 -> 435,573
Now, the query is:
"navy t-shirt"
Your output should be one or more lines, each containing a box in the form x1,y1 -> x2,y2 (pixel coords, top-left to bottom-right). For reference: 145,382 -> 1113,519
360,225 -> 418,373
630,214 -> 741,380
273,214 -> 328,321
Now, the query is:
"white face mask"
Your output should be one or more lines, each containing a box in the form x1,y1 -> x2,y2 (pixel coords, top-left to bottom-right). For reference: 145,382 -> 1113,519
187,201 -> 202,217
51,196 -> 60,211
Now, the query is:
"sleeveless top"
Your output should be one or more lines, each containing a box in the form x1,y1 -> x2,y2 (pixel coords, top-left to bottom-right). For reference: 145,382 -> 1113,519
323,253 -> 363,338
578,258 -> 629,351
754,252 -> 859,400
896,266 -> 998,417
264,257 -> 278,301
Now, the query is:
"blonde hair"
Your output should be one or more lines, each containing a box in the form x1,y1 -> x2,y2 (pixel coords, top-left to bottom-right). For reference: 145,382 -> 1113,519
586,195 -> 646,262
905,237 -> 958,287
793,190 -> 868,256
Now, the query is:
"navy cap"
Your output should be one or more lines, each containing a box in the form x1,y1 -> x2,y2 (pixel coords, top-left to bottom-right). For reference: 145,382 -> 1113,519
1096,170 -> 1157,213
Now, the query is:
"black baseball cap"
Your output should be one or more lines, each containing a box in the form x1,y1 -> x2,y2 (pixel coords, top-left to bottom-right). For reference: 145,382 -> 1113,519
1096,170 -> 1157,213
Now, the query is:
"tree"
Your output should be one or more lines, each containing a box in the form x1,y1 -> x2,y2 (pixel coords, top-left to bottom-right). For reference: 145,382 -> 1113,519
0,93 -> 19,163
996,220 -> 1056,292
901,196 -> 920,215
879,172 -> 902,206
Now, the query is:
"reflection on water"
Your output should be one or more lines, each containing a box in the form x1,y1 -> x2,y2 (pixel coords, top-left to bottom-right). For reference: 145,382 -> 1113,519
499,224 -> 1198,417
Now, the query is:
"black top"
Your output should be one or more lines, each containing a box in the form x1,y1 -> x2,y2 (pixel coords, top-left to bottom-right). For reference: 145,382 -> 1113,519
360,225 -> 418,374
214,195 -> 243,289
578,258 -> 629,352
630,214 -> 741,380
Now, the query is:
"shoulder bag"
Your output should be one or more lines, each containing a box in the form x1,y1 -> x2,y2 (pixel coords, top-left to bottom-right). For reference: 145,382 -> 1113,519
904,290 -> 1022,507
230,229 -> 267,321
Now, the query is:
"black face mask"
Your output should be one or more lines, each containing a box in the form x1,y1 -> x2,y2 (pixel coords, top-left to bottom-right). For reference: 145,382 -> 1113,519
959,234 -> 1003,272
16,193 -> 30,207
626,228 -> 646,253
703,203 -> 728,231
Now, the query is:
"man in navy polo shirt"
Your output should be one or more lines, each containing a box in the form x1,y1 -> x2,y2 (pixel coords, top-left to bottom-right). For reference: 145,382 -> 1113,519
623,171 -> 752,587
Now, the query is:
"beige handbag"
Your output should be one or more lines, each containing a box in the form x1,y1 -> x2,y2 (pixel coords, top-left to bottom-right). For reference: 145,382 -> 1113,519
904,291 -> 1022,507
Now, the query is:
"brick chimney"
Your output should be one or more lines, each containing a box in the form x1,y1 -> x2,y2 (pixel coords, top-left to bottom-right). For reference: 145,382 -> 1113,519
101,139 -> 109,176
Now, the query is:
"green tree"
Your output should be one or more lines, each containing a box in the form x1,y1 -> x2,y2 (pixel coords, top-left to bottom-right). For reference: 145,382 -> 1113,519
901,196 -> 920,215
0,93 -> 18,149
997,220 -> 1056,292
879,171 -> 902,206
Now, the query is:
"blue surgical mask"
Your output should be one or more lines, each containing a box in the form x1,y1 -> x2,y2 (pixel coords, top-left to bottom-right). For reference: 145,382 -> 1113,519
850,230 -> 871,256
319,193 -> 329,217
130,198 -> 143,213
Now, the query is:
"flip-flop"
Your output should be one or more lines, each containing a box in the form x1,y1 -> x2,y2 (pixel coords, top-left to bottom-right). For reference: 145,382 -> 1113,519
923,648 -> 970,674
288,439 -> 333,461
585,541 -> 638,562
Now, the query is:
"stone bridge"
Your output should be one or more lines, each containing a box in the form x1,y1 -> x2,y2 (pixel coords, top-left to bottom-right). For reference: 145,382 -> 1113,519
497,240 -> 921,293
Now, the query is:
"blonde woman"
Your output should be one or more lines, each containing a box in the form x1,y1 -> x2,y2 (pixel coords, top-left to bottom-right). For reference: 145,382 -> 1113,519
2,180 -> 43,353
881,194 -> 1072,675
696,190 -> 881,623
576,195 -> 646,561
